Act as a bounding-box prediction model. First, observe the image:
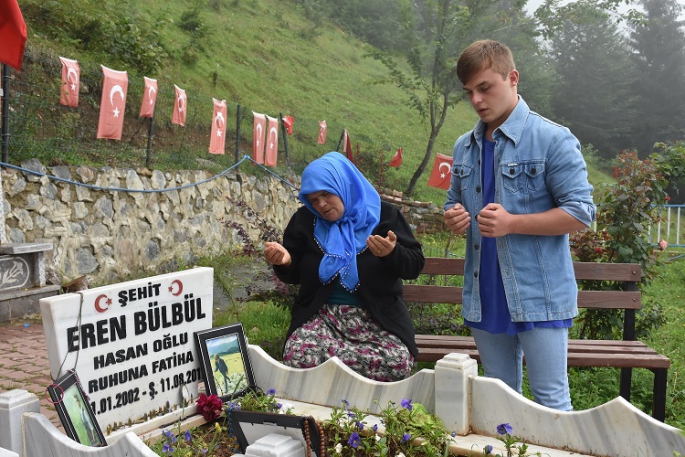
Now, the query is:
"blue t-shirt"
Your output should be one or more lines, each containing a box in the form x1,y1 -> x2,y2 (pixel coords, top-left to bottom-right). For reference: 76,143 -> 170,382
464,137 -> 571,335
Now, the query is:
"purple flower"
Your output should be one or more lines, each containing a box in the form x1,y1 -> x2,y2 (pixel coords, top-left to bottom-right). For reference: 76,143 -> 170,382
484,444 -> 493,454
402,433 -> 411,443
497,423 -> 514,436
355,421 -> 364,430
162,443 -> 174,453
276,402 -> 283,410
266,388 -> 277,396
184,429 -> 192,442
341,399 -> 350,409
162,430 -> 177,444
451,431 -> 457,437
401,398 -> 413,411
347,411 -> 356,419
348,432 -> 361,448
372,424 -> 378,432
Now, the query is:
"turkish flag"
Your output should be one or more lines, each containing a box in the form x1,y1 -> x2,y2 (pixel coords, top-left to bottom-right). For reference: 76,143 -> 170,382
427,153 -> 454,190
342,129 -> 354,163
209,98 -> 227,155
389,147 -> 402,167
172,85 -> 187,126
59,57 -> 80,107
139,77 -> 157,118
96,66 -> 128,140
252,111 -> 266,164
317,120 -> 327,144
283,115 -> 294,135
0,0 -> 27,70
265,115 -> 279,167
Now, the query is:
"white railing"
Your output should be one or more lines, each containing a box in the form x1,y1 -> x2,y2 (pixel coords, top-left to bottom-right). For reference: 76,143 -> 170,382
649,204 -> 684,248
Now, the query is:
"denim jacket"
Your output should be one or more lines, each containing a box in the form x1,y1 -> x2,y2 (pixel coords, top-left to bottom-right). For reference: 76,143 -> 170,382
445,97 -> 596,322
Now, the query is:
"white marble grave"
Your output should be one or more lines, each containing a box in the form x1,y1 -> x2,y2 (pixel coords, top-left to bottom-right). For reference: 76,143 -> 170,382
40,267 -> 214,434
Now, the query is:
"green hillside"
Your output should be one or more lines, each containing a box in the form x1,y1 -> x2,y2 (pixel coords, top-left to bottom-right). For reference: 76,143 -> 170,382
17,0 -> 610,205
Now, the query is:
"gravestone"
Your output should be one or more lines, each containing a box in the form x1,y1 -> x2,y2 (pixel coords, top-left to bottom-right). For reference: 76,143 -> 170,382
40,267 -> 213,434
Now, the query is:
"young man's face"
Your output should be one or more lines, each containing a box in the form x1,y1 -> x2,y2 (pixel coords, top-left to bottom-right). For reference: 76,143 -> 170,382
462,66 -> 519,132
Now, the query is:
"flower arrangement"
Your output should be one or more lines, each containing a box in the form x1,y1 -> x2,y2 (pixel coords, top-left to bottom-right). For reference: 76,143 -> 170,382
321,397 -> 457,456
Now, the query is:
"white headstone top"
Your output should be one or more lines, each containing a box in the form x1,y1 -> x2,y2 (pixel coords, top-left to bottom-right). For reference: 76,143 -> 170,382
40,267 -> 214,433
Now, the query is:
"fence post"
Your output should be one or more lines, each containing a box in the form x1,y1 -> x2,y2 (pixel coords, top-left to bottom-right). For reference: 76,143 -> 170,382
235,104 -> 241,163
279,112 -> 291,167
1,64 -> 11,164
145,113 -> 156,169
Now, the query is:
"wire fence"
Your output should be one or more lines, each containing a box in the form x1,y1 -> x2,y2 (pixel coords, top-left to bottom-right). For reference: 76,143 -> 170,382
0,49 -> 358,175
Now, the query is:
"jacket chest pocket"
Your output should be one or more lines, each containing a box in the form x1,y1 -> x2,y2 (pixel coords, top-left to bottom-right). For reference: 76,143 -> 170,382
501,162 -> 545,193
454,163 -> 475,191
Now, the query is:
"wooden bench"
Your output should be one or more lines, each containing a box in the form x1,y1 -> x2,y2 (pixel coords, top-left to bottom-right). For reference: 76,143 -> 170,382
405,257 -> 671,421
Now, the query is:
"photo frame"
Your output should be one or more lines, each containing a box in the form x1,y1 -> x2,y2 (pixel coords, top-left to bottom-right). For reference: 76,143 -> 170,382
230,410 -> 326,457
47,370 -> 107,447
195,322 -> 256,401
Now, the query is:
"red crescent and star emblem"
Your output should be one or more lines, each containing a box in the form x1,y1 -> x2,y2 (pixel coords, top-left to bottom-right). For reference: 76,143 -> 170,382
169,279 -> 183,296
94,294 -> 112,313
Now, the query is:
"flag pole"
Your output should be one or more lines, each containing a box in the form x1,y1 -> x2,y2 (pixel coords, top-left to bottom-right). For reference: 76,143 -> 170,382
336,129 -> 345,153
145,110 -> 156,169
279,112 -> 291,167
235,104 -> 241,164
1,64 -> 11,164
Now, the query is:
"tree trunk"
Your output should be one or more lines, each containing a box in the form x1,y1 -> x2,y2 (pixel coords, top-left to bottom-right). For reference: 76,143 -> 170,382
405,128 -> 440,197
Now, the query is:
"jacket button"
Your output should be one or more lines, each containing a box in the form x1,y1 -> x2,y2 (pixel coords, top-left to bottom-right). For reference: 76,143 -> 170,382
509,168 -> 515,174
474,244 -> 479,250
474,272 -> 479,278
531,167 -> 536,174
475,186 -> 481,193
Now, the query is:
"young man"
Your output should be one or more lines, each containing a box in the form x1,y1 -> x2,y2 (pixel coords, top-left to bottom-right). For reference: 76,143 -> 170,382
443,40 -> 596,410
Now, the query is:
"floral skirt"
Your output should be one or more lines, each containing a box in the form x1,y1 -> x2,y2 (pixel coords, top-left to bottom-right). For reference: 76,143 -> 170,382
283,304 -> 413,382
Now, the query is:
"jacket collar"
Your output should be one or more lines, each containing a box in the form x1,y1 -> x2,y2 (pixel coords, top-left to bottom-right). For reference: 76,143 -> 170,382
466,95 -> 529,148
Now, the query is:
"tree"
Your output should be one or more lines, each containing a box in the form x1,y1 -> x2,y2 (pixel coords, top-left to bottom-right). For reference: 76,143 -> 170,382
548,2 -> 638,161
628,0 -> 685,157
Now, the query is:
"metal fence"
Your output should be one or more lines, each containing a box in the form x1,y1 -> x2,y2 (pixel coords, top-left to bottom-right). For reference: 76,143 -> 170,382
649,204 -> 685,248
0,50 -> 354,174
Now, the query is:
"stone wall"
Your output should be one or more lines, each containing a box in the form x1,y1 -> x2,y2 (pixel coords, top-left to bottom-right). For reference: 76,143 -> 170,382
1,159 -> 301,286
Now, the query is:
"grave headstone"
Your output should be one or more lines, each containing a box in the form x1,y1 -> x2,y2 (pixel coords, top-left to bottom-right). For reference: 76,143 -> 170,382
40,267 -> 213,434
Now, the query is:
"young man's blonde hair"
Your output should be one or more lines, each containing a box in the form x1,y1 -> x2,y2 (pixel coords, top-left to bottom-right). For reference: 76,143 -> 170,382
456,40 -> 516,85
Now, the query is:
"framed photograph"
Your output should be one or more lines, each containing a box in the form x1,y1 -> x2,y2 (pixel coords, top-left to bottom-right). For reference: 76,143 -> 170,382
195,322 -> 256,401
230,410 -> 326,457
47,370 -> 107,447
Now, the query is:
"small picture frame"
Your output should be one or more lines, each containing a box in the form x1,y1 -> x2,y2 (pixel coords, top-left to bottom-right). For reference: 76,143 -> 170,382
195,323 -> 256,401
230,410 -> 326,457
47,370 -> 107,447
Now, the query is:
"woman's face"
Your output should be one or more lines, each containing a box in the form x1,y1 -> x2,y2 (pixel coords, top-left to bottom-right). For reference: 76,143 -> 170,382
307,190 -> 345,221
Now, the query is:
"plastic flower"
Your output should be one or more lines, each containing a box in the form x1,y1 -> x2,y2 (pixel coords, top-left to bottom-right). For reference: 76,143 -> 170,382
402,433 -> 411,443
401,398 -> 413,411
497,423 -> 513,435
484,444 -> 493,454
348,432 -> 361,448
196,393 -> 223,422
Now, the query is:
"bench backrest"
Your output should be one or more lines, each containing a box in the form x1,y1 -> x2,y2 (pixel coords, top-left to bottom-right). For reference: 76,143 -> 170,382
404,258 -> 642,340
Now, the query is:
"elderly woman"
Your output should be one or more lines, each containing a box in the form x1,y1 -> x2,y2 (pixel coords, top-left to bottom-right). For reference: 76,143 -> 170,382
264,152 -> 425,381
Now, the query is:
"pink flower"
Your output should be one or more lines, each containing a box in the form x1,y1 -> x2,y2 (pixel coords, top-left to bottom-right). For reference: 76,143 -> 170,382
659,239 -> 668,251
196,393 -> 223,421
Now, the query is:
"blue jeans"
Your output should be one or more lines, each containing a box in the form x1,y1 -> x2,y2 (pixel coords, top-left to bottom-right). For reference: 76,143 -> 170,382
471,327 -> 572,411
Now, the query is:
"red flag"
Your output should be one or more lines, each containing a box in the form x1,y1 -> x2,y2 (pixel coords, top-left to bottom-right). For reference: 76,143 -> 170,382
389,147 -> 402,167
283,115 -> 294,135
317,120 -> 327,144
172,85 -> 187,126
209,98 -> 227,155
342,129 -> 354,163
427,153 -> 454,190
252,111 -> 266,164
265,115 -> 279,167
0,0 -> 27,70
139,77 -> 157,118
96,66 -> 128,140
59,57 -> 80,107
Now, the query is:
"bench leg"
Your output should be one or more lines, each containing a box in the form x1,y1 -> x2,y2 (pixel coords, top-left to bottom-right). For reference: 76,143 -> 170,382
652,368 -> 667,422
619,367 -> 633,402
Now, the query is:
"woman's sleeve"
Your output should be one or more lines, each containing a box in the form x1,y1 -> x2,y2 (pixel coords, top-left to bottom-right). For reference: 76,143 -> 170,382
379,204 -> 425,279
273,208 -> 307,284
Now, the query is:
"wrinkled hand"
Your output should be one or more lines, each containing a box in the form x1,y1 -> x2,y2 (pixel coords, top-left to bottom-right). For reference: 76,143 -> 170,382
476,203 -> 512,238
264,241 -> 292,266
366,230 -> 397,257
444,203 -> 470,235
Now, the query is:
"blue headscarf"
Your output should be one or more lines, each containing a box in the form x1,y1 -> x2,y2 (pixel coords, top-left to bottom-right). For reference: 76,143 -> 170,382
299,152 -> 381,291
